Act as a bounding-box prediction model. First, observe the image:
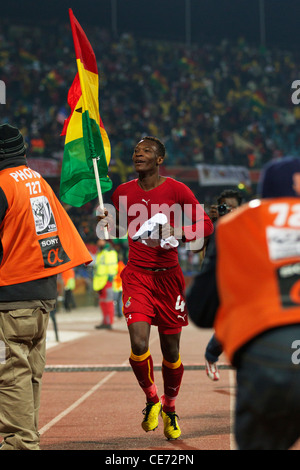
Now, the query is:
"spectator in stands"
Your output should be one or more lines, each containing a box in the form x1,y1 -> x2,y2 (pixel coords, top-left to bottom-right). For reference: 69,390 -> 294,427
1,22 -> 300,169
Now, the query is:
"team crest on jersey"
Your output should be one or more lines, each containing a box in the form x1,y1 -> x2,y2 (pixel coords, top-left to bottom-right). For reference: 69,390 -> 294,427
125,297 -> 132,308
30,195 -> 57,235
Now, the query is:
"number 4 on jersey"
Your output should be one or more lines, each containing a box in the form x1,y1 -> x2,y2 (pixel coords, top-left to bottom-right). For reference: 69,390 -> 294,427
175,295 -> 185,312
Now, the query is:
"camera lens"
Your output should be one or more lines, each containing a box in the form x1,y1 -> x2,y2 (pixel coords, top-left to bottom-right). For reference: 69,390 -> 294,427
218,204 -> 228,216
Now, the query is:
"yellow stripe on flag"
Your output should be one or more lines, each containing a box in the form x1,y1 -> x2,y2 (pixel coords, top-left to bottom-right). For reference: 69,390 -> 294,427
64,94 -> 83,145
76,58 -> 100,125
100,125 -> 111,166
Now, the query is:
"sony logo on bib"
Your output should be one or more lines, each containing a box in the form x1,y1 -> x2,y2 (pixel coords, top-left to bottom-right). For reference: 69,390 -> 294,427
38,235 -> 70,268
277,262 -> 300,308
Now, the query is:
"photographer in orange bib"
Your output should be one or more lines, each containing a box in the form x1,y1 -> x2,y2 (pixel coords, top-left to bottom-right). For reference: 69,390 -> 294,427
187,157 -> 300,450
204,189 -> 242,381
0,124 -> 92,450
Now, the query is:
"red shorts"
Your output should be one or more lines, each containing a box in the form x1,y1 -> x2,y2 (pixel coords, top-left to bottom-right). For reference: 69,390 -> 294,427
121,263 -> 188,334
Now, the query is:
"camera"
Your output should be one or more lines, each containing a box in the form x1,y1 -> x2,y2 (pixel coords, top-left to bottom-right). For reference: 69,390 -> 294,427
218,203 -> 229,216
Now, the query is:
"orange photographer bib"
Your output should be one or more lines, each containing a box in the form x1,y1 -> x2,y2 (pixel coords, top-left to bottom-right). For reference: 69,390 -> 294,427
214,198 -> 300,363
0,165 -> 92,286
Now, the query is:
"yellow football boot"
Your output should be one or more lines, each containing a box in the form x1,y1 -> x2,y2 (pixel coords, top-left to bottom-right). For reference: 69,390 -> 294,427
141,402 -> 162,432
161,409 -> 181,440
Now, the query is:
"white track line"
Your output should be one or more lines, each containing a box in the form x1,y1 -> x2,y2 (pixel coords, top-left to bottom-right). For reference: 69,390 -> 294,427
229,369 -> 237,450
39,370 -> 117,435
39,333 -> 160,436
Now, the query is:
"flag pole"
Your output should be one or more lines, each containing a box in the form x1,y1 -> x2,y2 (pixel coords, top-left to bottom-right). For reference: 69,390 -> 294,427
69,9 -> 109,240
93,157 -> 109,240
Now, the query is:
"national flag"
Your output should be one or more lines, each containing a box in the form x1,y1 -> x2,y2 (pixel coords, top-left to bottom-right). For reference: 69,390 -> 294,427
251,90 -> 267,108
150,70 -> 168,93
30,138 -> 45,154
19,48 -> 37,63
60,8 -> 112,207
249,90 -> 267,115
179,57 -> 196,72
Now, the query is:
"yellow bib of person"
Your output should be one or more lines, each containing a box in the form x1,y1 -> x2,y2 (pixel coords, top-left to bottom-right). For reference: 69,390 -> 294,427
93,249 -> 118,291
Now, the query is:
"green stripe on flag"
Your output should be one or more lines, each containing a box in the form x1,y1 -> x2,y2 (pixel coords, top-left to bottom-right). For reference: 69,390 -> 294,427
60,111 -> 112,207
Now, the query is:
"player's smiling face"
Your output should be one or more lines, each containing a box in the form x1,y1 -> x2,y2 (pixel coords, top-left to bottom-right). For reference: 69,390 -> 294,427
132,140 -> 162,172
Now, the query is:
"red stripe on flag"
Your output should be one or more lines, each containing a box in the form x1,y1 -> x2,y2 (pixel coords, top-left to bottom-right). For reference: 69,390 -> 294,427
61,73 -> 82,136
69,8 -> 98,75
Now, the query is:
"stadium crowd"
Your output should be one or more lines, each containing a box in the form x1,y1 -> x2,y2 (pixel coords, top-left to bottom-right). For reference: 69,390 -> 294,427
1,19 -> 300,273
1,20 -> 300,170
1,14 -> 300,451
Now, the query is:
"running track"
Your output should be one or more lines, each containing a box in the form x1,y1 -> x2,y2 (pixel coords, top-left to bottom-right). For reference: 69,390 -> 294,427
40,307 -> 235,452
2,306 -> 300,452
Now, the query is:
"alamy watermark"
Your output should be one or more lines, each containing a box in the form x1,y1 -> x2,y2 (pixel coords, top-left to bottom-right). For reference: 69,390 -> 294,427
96,198 -> 206,251
291,340 -> 300,364
291,80 -> 300,105
0,80 -> 6,104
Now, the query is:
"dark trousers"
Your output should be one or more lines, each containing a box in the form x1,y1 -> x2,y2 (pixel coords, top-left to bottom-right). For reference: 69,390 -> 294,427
234,325 -> 300,450
64,289 -> 76,312
205,333 -> 223,362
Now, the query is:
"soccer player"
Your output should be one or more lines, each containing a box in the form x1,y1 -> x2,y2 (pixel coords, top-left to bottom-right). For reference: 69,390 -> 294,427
99,136 -> 213,439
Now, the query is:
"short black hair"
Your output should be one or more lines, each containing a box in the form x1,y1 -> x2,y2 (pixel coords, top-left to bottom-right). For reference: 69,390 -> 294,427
217,189 -> 243,206
142,136 -> 166,157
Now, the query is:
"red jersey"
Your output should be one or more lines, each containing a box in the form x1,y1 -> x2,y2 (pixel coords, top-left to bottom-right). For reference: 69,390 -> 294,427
111,177 -> 213,268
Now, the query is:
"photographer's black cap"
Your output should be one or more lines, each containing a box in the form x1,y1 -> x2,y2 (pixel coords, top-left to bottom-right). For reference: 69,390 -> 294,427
0,124 -> 26,159
258,156 -> 300,198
